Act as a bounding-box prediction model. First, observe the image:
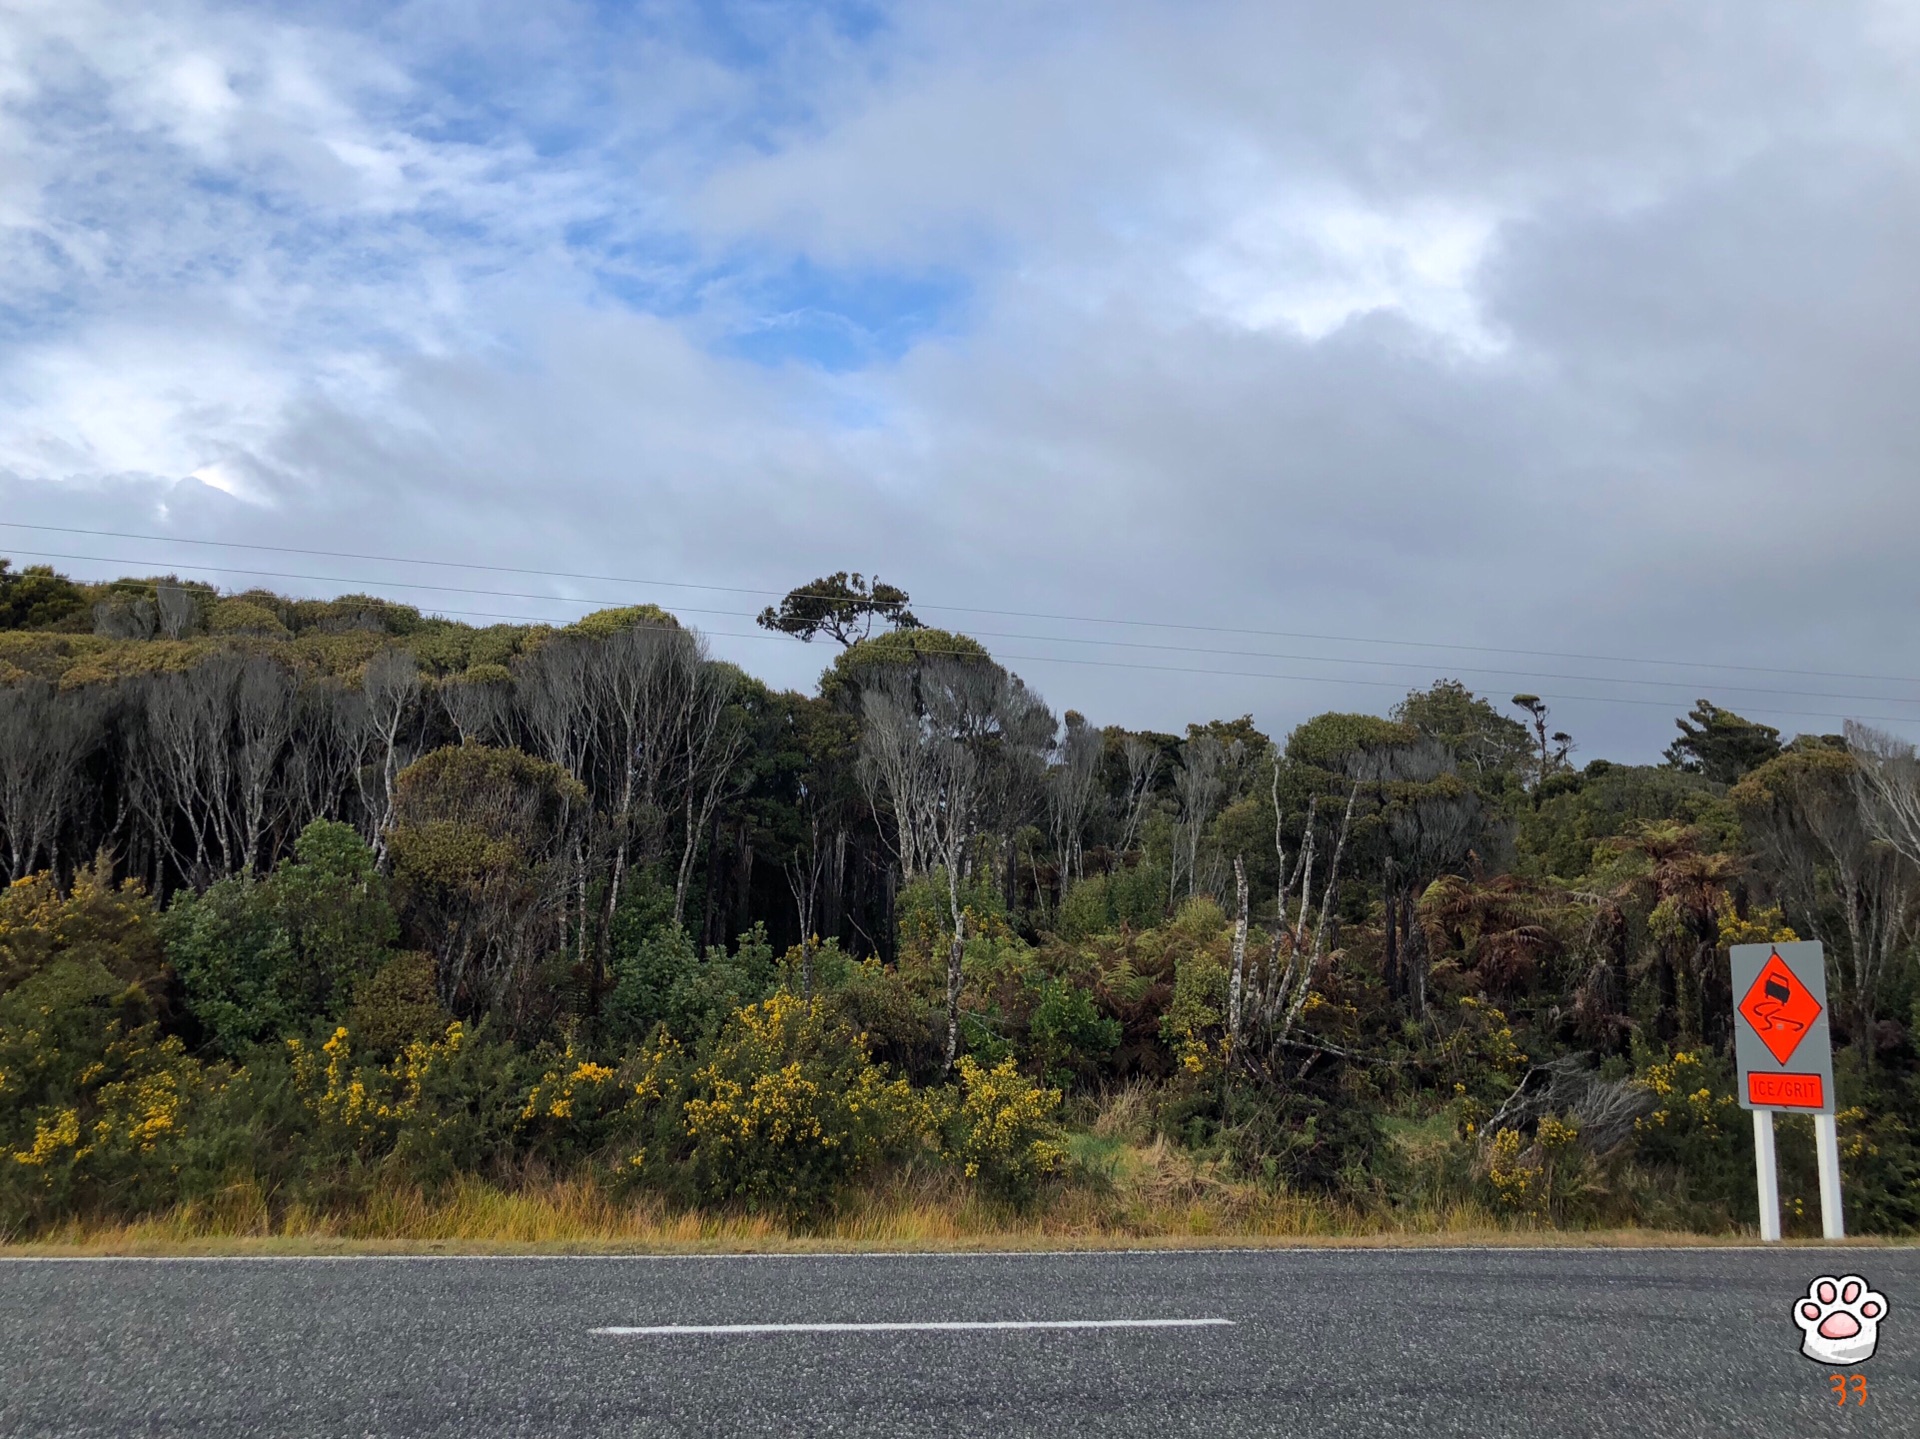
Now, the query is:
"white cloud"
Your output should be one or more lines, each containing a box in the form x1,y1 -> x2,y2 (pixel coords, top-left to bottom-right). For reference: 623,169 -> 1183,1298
3,0 -> 1920,752
1186,193 -> 1505,352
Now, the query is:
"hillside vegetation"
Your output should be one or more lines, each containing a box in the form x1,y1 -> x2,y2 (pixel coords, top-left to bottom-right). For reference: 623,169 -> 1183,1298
2,559 -> 1916,1245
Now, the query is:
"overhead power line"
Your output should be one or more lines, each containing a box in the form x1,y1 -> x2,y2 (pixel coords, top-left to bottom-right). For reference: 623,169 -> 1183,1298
4,519 -> 1913,687
6,543 -> 1918,709
10,543 -> 1918,727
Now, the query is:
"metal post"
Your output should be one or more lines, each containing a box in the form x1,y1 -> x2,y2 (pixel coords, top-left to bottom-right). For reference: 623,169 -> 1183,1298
1814,1112 -> 1846,1241
1753,1109 -> 1781,1243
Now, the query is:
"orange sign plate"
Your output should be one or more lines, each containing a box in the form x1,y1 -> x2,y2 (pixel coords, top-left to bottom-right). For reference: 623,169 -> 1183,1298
1737,952 -> 1822,1066
1746,1071 -> 1824,1109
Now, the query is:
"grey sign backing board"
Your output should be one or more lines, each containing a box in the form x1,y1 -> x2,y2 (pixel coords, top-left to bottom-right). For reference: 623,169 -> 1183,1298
1729,941 -> 1834,1114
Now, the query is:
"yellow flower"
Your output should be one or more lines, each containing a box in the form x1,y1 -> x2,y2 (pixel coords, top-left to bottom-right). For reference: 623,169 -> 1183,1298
12,1108 -> 80,1167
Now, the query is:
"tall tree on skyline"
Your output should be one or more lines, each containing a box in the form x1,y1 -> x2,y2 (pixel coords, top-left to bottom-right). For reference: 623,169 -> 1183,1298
757,573 -> 922,647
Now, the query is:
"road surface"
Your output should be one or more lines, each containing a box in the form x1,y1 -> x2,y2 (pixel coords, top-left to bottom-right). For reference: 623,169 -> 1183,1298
2,1247 -> 1914,1436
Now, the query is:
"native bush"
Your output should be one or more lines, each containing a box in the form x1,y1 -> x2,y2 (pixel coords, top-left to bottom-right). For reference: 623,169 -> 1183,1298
347,951 -> 452,1059
0,865 -> 198,1231
1025,977 -> 1121,1088
1615,1044 -> 1752,1226
607,920 -> 779,1045
163,820 -> 397,1056
826,953 -> 943,1081
1053,864 -> 1168,941
280,1021 -> 529,1188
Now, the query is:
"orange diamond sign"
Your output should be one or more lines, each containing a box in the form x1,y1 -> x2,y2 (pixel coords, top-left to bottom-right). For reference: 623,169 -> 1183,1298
1738,950 -> 1822,1065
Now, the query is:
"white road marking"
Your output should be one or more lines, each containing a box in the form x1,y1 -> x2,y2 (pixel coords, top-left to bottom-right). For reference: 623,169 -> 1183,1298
592,1318 -> 1235,1336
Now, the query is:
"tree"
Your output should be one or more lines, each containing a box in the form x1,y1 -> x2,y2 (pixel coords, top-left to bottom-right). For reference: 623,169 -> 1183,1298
1846,721 -> 1920,869
669,660 -> 750,930
360,648 -> 421,868
0,682 -> 106,880
1393,680 -> 1532,785
1115,732 -> 1165,856
859,655 -> 1051,1069
1664,700 -> 1782,783
130,660 -> 245,886
1606,821 -> 1735,1043
1732,747 -> 1918,1058
1170,736 -> 1228,902
757,572 -> 921,647
1511,695 -> 1573,799
1047,711 -> 1102,899
155,583 -> 199,640
1245,779 -> 1358,1067
768,697 -> 860,994
229,657 -> 297,876
439,667 -> 513,746
121,655 -> 300,890
1363,739 -> 1501,1010
387,745 -> 584,1025
0,560 -> 86,631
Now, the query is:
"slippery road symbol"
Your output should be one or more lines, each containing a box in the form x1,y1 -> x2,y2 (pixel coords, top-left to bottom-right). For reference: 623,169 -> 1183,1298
1752,977 -> 1804,1033
1738,953 -> 1822,1066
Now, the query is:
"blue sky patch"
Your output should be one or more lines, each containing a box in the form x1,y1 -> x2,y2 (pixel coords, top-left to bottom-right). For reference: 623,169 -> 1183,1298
711,259 -> 969,372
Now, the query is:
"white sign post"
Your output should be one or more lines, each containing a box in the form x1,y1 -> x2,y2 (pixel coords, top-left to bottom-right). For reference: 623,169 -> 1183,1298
1730,941 -> 1842,1242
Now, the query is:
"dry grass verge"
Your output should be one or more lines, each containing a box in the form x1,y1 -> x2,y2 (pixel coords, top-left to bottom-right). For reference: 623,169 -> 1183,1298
8,1137 -> 1908,1257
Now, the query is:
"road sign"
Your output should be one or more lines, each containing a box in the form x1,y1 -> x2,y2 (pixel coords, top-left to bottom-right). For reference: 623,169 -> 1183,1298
1728,940 -> 1843,1242
1730,941 -> 1833,1113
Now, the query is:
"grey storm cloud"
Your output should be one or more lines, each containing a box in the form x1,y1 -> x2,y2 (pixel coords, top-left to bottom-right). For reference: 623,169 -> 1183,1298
2,0 -> 1917,755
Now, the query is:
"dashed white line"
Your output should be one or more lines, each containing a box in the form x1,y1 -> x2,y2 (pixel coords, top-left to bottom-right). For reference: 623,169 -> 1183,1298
592,1318 -> 1235,1336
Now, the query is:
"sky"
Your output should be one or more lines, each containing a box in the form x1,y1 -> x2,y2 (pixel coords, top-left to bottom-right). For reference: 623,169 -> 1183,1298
3,0 -> 1919,759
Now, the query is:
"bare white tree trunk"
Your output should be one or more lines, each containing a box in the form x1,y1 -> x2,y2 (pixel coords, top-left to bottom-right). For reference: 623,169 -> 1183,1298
671,661 -> 746,928
943,846 -> 968,1071
1172,736 -> 1226,900
858,658 -> 1051,1072
361,648 -> 420,869
1307,783 -> 1359,966
1228,855 -> 1248,1046
1118,735 -> 1162,856
232,658 -> 295,875
1047,710 -> 1101,901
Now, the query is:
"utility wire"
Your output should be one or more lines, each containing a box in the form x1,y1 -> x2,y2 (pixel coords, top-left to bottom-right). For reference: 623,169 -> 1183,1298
9,544 -> 1918,709
430,605 -> 1920,725
4,519 -> 1912,686
17,545 -> 1912,725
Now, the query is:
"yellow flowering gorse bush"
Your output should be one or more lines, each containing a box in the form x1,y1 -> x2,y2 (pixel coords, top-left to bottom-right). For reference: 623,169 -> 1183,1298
681,991 -> 922,1216
941,1056 -> 1067,1202
1635,1050 -> 1733,1139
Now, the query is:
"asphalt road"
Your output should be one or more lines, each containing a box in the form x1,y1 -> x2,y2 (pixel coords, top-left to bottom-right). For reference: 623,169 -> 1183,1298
2,1247 -> 1915,1437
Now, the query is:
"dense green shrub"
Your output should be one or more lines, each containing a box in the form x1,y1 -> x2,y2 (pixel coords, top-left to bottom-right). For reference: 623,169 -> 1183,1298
0,951 -> 206,1232
1053,865 -> 1169,940
347,951 -> 452,1059
606,920 -> 778,1044
278,1022 -> 531,1189
162,821 -> 397,1056
1025,977 -> 1121,1087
